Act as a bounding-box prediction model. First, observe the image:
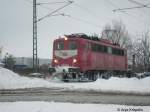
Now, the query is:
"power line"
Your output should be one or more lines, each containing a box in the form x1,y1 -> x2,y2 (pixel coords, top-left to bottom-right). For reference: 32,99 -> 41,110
128,0 -> 150,8
24,0 -> 72,15
37,1 -> 74,22
60,13 -> 101,28
113,1 -> 150,12
74,2 -> 115,22
37,5 -> 67,18
73,3 -> 103,21
105,0 -> 119,9
24,0 -> 32,4
37,4 -> 54,11
104,0 -> 138,20
36,1 -> 102,28
104,0 -> 150,26
105,0 -> 126,13
24,0 -> 111,28
36,1 -> 68,5
113,5 -> 149,12
36,3 -> 102,29
104,0 -> 138,21
127,0 -> 150,15
24,0 -> 65,20
24,0 -> 69,5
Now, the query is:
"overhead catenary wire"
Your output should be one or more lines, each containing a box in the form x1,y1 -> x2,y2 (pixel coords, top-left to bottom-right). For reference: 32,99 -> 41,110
33,1 -> 103,29
113,1 -> 150,12
128,0 -> 150,8
113,4 -> 150,12
24,0 -> 70,5
24,0 -> 101,28
104,0 -> 137,18
37,1 -> 74,22
38,5 -> 102,29
105,0 -> 126,13
60,13 -> 101,28
37,4 -> 54,11
127,0 -> 150,15
103,0 -> 140,22
73,3 -> 104,21
24,0 -> 150,30
104,0 -> 150,26
23,0 -> 74,21
23,0 -> 114,29
36,1 -> 69,5
24,0 -> 32,4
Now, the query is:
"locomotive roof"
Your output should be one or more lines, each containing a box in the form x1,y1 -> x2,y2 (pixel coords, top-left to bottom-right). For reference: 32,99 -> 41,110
54,33 -> 125,50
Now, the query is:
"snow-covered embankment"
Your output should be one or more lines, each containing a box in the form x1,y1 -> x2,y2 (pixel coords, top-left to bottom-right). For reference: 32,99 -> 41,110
0,67 -> 150,94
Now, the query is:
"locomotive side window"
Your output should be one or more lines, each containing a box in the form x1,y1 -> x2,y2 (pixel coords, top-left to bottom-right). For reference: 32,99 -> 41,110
91,44 -> 108,53
120,50 -> 124,56
112,48 -> 118,55
103,46 -> 108,53
112,48 -> 124,56
87,43 -> 91,50
91,43 -> 125,56
91,44 -> 99,52
68,41 -> 77,50
108,47 -> 112,54
91,44 -> 96,51
55,42 -> 64,50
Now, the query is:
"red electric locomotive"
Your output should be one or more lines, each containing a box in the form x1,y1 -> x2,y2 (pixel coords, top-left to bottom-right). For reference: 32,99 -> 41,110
50,33 -> 127,81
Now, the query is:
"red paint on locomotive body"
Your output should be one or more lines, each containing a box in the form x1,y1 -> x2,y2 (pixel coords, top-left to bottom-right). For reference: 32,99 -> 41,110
52,35 -> 127,73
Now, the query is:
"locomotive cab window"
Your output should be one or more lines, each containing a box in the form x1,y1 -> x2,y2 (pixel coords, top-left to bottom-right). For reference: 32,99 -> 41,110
55,42 -> 64,50
68,41 -> 77,50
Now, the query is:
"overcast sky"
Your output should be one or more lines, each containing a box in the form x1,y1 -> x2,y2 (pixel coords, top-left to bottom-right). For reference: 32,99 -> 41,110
0,0 -> 150,59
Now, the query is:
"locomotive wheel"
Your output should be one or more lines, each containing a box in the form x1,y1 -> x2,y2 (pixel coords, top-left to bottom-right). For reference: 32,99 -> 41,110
62,74 -> 69,82
85,71 -> 98,81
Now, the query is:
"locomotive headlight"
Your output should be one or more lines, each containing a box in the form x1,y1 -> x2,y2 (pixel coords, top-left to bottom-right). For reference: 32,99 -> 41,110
54,59 -> 58,63
73,59 -> 77,63
64,36 -> 68,41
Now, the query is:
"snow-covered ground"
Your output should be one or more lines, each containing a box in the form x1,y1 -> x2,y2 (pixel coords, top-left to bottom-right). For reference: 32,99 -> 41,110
0,67 -> 51,89
0,101 -> 149,112
0,67 -> 150,94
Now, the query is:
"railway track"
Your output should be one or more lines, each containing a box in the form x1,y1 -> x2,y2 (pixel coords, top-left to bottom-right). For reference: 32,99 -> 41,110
0,87 -> 150,106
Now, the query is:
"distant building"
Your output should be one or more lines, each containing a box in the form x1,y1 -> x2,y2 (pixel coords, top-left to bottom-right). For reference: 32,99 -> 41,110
14,57 -> 51,69
0,62 -> 4,67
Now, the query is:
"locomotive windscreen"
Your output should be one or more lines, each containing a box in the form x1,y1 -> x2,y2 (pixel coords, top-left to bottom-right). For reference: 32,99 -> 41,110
68,41 -> 77,50
55,41 -> 64,50
54,41 -> 77,50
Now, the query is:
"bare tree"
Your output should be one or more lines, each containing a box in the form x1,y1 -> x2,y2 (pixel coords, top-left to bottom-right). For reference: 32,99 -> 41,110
102,20 -> 131,49
131,31 -> 150,72
0,46 -> 3,61
130,39 -> 143,71
140,31 -> 150,71
3,53 -> 16,70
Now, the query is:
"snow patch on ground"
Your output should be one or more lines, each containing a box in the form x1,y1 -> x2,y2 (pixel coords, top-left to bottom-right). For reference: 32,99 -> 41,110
0,101 -> 149,112
45,77 -> 150,94
0,67 -> 50,89
0,67 -> 150,94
